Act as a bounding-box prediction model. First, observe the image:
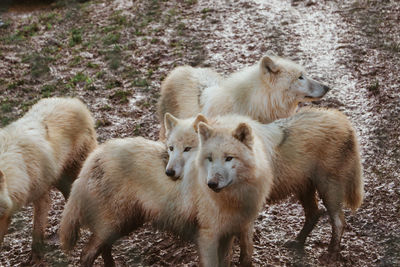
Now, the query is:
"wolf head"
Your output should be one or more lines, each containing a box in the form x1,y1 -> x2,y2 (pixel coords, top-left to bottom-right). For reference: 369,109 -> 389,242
164,113 -> 207,180
0,170 -> 12,218
197,121 -> 256,193
259,52 -> 330,101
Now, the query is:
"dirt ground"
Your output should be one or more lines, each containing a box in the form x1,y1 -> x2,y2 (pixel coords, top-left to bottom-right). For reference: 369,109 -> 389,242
0,0 -> 399,266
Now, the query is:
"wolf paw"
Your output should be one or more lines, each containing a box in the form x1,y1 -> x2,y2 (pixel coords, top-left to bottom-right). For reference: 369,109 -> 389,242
319,251 -> 341,263
22,252 -> 45,267
284,240 -> 304,251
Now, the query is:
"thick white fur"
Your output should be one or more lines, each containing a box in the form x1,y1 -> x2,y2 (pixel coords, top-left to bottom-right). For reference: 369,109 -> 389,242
59,116 -> 272,266
0,97 -> 97,262
158,54 -> 329,139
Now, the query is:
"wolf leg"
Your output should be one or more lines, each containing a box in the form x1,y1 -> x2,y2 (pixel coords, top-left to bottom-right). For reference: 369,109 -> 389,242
30,193 -> 51,264
56,161 -> 82,200
198,228 -> 219,267
239,224 -> 254,267
80,234 -> 105,267
292,186 -> 324,249
320,184 -> 345,261
0,215 -> 11,246
218,234 -> 234,267
101,244 -> 115,267
325,206 -> 345,260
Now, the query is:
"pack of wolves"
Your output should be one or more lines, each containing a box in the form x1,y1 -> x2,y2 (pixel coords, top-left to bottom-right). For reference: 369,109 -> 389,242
0,53 -> 363,266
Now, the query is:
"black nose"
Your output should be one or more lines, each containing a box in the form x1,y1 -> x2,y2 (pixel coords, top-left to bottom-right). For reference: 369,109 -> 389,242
165,169 -> 175,177
323,85 -> 330,92
208,180 -> 218,190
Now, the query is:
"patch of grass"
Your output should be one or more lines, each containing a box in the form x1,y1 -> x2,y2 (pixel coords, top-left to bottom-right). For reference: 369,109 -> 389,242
170,39 -> 183,48
95,118 -> 112,128
69,56 -> 82,67
109,90 -> 131,104
176,22 -> 186,36
0,19 -> 11,29
21,100 -> 38,112
7,82 -> 17,89
96,71 -> 106,79
105,79 -> 122,89
103,33 -> 120,45
367,80 -> 380,95
133,124 -> 141,135
104,45 -> 122,70
134,29 -> 145,36
102,25 -> 119,33
69,28 -> 83,47
1,102 -> 12,113
111,11 -> 129,26
99,105 -> 112,111
22,53 -> 53,79
6,23 -> 40,43
185,0 -> 198,5
41,84 -> 57,97
1,117 -> 12,127
150,38 -> 159,44
39,12 -> 58,23
71,72 -> 88,84
86,62 -> 100,69
132,78 -> 149,87
18,23 -> 40,38
43,45 -> 59,55
136,99 -> 150,109
39,12 -> 58,30
84,77 -> 96,91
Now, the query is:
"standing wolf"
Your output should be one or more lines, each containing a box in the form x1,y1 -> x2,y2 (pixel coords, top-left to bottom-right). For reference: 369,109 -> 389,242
59,114 -> 272,267
165,108 -> 363,260
158,52 -> 330,139
0,97 -> 97,263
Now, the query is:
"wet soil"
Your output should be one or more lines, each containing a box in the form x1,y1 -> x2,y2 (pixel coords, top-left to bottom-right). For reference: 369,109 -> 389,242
0,0 -> 399,266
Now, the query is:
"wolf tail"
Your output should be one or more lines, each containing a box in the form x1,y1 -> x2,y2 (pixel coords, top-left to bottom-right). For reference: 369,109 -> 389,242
59,180 -> 84,251
344,140 -> 364,211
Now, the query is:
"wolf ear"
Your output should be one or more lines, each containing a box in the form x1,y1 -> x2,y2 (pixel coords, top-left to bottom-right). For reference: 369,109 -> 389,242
164,113 -> 178,135
193,114 -> 208,133
233,123 -> 253,148
198,122 -> 213,143
261,55 -> 279,74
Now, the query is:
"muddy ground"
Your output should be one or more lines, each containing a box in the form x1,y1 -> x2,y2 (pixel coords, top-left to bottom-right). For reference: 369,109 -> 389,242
0,0 -> 399,266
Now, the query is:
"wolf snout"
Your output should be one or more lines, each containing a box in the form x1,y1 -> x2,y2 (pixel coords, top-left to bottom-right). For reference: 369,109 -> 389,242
207,175 -> 223,192
323,85 -> 330,93
165,168 -> 176,177
207,180 -> 221,192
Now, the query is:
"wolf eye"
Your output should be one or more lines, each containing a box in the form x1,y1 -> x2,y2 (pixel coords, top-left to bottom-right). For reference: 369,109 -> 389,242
169,146 -> 174,151
299,75 -> 304,80
183,147 -> 191,152
225,156 -> 233,162
207,156 -> 213,162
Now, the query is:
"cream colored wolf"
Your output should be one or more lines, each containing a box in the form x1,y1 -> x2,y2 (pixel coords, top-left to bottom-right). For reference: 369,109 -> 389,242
0,97 -> 97,263
166,108 -> 363,260
59,114 -> 272,267
158,52 -> 330,139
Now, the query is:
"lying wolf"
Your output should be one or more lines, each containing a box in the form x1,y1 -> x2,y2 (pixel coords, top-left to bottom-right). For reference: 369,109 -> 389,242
158,52 -> 330,139
0,97 -> 97,264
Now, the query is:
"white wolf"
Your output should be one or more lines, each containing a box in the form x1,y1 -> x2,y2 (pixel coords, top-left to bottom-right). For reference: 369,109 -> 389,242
59,114 -> 272,266
158,52 -> 330,139
0,97 -> 97,264
166,108 -> 363,260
